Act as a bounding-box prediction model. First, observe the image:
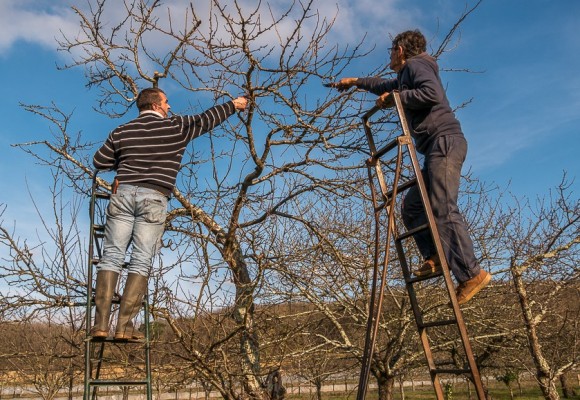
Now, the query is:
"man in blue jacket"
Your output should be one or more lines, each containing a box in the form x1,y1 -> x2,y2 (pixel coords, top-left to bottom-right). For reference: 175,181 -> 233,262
333,29 -> 490,305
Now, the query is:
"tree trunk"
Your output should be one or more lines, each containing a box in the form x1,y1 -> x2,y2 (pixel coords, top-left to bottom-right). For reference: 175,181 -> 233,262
377,375 -> 395,400
316,381 -> 322,400
398,375 -> 405,400
175,191 -> 265,399
538,374 -> 560,400
225,239 -> 264,399
511,267 -> 560,400
560,374 -> 576,398
265,370 -> 286,400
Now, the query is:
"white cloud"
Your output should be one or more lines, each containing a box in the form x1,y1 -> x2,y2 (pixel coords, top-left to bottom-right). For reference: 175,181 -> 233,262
0,0 -> 426,69
0,0 -> 80,53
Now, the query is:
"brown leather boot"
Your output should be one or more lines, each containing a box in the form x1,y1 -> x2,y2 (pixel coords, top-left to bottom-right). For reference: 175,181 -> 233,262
456,270 -> 492,305
90,270 -> 119,339
414,254 -> 442,277
114,273 -> 148,340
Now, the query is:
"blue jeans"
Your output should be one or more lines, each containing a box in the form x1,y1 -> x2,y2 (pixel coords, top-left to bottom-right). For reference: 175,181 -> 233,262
97,185 -> 167,277
402,135 -> 480,283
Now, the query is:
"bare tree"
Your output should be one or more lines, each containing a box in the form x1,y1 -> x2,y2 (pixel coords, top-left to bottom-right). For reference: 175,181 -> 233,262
0,169 -> 88,397
5,2 -> 561,400
505,176 -> 580,400
7,0 -> 369,398
0,317 -> 84,400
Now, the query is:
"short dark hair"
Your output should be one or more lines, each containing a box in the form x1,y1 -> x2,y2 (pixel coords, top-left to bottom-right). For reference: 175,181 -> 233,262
392,29 -> 427,59
136,88 -> 165,111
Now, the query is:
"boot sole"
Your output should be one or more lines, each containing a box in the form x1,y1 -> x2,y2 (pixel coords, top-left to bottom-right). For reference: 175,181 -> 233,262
413,266 -> 443,277
90,330 -> 109,339
114,335 -> 145,341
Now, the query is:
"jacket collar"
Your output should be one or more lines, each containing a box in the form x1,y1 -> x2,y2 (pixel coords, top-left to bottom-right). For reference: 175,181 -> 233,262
139,110 -> 165,118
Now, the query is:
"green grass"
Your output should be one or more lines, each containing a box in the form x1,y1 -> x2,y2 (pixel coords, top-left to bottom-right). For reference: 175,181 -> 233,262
285,382 -> 580,400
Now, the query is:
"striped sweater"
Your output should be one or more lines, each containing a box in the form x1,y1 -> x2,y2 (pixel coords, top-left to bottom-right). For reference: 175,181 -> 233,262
93,101 -> 236,197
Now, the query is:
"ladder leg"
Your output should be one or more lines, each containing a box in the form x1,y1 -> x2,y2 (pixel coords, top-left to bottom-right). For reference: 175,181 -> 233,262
356,143 -> 406,400
356,164 -> 388,400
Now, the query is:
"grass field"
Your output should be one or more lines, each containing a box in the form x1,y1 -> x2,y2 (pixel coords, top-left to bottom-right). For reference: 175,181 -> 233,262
285,380 -> 580,400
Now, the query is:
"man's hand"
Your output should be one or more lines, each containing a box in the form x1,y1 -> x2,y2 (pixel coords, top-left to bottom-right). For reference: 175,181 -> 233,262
326,77 -> 358,92
376,92 -> 395,109
233,96 -> 248,111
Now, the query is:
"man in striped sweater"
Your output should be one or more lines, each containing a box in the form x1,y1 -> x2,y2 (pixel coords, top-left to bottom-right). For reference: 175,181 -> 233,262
91,88 -> 247,340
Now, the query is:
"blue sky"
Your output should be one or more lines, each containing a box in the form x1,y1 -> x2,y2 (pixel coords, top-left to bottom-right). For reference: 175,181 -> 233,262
0,0 -> 578,242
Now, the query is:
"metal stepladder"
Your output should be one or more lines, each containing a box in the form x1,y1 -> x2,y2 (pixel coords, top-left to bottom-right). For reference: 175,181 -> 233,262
355,92 -> 486,400
84,172 -> 152,399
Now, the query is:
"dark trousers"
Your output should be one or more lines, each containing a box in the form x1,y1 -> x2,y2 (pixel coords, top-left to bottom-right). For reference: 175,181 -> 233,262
402,135 -> 480,283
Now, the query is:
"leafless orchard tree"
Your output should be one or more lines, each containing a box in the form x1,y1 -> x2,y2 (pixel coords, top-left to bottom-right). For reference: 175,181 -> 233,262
0,169 -> 88,398
0,315 -> 84,400
4,0 -> 369,398
265,170 -> 532,400
504,176 -> 579,400
5,1 -> 575,400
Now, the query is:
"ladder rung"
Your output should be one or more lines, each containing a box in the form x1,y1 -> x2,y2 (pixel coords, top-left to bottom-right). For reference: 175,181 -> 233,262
95,191 -> 111,199
372,138 -> 399,160
89,379 -> 148,386
419,318 -> 457,329
376,178 -> 418,209
91,259 -> 130,269
432,368 -> 471,376
406,271 -> 443,284
88,336 -> 146,346
388,178 -> 416,197
88,295 -> 122,306
397,223 -> 429,241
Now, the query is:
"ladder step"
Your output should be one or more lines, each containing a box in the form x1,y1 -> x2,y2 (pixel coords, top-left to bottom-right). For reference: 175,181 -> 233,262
93,225 -> 105,234
406,271 -> 443,284
87,295 -> 123,307
89,337 -> 145,345
372,138 -> 399,160
376,178 -> 418,209
397,223 -> 429,241
95,191 -> 111,199
432,368 -> 471,376
419,319 -> 457,329
92,259 -> 131,270
389,178 -> 416,197
89,379 -> 148,386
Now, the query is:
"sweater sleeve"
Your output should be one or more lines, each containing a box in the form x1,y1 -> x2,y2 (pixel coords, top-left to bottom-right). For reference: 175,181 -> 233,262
180,101 -> 237,140
356,77 -> 398,96
398,59 -> 444,110
93,133 -> 117,170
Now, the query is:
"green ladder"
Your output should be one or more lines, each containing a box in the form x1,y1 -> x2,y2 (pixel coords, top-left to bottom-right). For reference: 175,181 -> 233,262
356,92 -> 487,400
84,173 -> 152,400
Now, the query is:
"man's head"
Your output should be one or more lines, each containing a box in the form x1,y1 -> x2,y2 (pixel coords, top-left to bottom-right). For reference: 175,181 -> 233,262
136,88 -> 171,117
389,29 -> 427,72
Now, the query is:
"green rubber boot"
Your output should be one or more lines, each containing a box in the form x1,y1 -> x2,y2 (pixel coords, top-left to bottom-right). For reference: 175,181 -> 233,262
114,273 -> 148,340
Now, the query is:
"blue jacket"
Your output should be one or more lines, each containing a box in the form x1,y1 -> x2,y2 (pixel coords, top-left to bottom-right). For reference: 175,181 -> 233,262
356,53 -> 463,154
